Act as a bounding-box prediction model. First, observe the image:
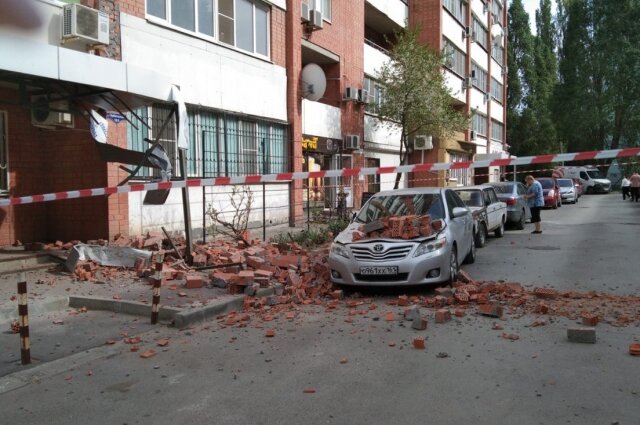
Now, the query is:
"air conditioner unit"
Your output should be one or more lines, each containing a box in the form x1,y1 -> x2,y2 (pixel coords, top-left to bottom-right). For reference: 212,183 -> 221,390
62,3 -> 109,45
470,130 -> 477,140
344,87 -> 359,101
344,135 -> 360,150
414,135 -> 433,150
463,26 -> 472,38
301,1 -> 310,21
31,95 -> 74,129
358,88 -> 369,104
464,77 -> 474,89
309,10 -> 323,29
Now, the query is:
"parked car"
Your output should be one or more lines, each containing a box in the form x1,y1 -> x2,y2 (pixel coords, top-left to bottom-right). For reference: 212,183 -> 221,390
328,188 -> 475,286
538,177 -> 562,209
454,185 -> 507,248
557,178 -> 578,204
486,182 -> 531,230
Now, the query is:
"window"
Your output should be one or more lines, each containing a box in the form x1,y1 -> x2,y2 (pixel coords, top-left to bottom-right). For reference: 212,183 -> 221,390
443,0 -> 467,24
491,77 -> 503,102
472,113 -> 487,136
492,0 -> 503,25
365,158 -> 380,194
449,152 -> 471,186
128,106 -> 288,179
443,38 -> 466,77
472,62 -> 487,92
313,0 -> 331,21
147,0 -> 270,57
491,43 -> 504,65
472,17 -> 488,50
491,120 -> 503,142
363,77 -> 385,115
0,112 -> 7,192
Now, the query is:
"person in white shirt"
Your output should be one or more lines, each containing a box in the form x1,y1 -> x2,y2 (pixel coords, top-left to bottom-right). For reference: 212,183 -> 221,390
621,176 -> 631,200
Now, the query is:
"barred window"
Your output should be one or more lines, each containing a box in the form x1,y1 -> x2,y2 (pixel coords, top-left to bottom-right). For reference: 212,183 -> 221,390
443,38 -> 466,77
472,17 -> 488,50
128,106 -> 288,179
443,0 -> 467,24
491,120 -> 504,142
491,77 -> 503,102
472,112 -> 487,137
449,151 -> 471,186
472,62 -> 487,93
363,76 -> 385,115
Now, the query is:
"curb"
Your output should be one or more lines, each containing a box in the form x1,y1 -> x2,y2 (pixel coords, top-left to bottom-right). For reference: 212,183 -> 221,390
173,287 -> 274,329
0,296 -> 69,325
69,296 -> 181,323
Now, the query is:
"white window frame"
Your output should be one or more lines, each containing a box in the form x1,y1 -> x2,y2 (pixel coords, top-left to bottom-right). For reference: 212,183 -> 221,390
443,38 -> 466,77
472,16 -> 488,50
472,112 -> 487,137
145,0 -> 270,59
491,77 -> 503,103
311,0 -> 331,22
491,120 -> 503,142
472,62 -> 487,93
443,0 -> 467,24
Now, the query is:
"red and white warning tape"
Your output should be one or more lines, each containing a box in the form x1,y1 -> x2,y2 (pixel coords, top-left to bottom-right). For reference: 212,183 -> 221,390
2,147 -> 638,207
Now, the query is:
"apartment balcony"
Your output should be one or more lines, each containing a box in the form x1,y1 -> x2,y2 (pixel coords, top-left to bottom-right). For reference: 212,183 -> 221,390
364,40 -> 390,77
365,0 -> 408,34
364,114 -> 401,151
301,99 -> 342,139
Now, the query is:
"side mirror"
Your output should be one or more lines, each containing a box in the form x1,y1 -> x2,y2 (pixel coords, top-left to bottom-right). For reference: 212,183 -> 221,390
452,207 -> 468,218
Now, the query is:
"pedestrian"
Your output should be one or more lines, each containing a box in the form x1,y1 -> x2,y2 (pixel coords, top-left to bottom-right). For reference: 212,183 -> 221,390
630,172 -> 640,202
524,175 -> 544,234
621,175 -> 631,200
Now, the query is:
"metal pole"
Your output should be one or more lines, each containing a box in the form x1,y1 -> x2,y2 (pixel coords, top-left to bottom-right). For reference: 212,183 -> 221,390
262,138 -> 267,242
307,154 -> 310,231
178,149 -> 193,265
150,253 -> 164,324
17,274 -> 30,365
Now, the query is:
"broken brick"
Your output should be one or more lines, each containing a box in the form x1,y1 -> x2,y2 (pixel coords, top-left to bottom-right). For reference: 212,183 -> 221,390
478,303 -> 503,318
385,312 -> 395,321
533,287 -> 559,299
140,349 -> 157,359
404,306 -> 421,322
453,308 -> 466,318
185,274 -> 204,289
265,329 -> 276,337
413,337 -> 426,350
397,295 -> 409,306
435,309 -> 451,324
412,316 -> 428,330
581,313 -> 599,327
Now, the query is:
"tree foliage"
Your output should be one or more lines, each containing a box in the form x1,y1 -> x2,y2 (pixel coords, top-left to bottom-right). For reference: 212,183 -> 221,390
375,27 -> 468,189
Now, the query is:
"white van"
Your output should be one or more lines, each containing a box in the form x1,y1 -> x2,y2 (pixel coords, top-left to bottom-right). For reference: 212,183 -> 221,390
553,166 -> 611,194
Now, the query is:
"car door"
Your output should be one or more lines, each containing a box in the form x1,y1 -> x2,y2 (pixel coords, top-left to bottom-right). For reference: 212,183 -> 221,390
516,183 -> 531,218
482,188 -> 498,229
445,189 -> 472,255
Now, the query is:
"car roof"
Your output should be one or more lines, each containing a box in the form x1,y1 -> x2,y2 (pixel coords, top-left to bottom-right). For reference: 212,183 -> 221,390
372,187 -> 445,197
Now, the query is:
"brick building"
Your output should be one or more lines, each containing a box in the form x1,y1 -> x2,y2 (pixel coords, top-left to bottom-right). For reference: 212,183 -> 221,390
0,0 -> 507,245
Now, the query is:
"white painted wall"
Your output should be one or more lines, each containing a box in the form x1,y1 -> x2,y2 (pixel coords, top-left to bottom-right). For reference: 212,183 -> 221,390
301,99 -> 342,139
470,44 -> 489,66
128,184 -> 290,237
491,58 -> 505,80
443,70 -> 466,103
364,114 -> 401,147
471,0 -> 489,21
491,101 -> 504,122
443,13 -> 465,49
366,0 -> 408,28
364,43 -> 390,77
120,13 -> 287,122
469,89 -> 488,114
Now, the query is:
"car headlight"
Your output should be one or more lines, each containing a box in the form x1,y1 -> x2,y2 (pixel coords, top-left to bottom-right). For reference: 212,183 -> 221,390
330,242 -> 350,259
414,237 -> 447,258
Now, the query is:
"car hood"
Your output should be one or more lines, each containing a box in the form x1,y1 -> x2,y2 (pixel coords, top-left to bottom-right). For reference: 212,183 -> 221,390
594,179 -> 611,185
559,187 -> 574,193
334,221 -> 439,245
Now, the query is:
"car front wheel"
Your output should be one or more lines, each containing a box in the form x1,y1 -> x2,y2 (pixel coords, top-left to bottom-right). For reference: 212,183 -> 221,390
495,220 -> 505,238
448,246 -> 459,284
463,237 -> 476,265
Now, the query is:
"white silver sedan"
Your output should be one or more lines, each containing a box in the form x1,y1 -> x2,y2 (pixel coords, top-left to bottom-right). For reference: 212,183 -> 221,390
329,187 -> 475,286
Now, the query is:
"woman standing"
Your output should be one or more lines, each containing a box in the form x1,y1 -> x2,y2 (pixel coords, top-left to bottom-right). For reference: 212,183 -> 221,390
524,175 -> 544,234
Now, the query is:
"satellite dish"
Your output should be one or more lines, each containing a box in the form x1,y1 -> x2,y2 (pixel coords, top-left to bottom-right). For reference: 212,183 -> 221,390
491,24 -> 504,47
301,63 -> 326,101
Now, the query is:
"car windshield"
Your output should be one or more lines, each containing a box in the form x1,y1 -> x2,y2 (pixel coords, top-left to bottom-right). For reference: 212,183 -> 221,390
455,190 -> 484,207
586,170 -> 602,179
355,194 -> 445,223
491,183 -> 514,194
539,179 -> 554,189
557,179 -> 573,187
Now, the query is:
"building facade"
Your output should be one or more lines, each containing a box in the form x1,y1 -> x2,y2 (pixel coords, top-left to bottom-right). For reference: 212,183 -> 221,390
0,0 -> 507,245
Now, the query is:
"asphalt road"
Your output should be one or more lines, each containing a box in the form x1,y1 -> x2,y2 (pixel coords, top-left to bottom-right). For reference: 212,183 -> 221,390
0,193 -> 638,425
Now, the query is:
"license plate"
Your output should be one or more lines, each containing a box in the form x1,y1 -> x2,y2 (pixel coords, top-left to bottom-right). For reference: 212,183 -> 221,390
360,266 -> 398,276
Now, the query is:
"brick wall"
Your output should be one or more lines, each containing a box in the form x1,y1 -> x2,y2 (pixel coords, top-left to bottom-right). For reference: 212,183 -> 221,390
0,87 -> 123,245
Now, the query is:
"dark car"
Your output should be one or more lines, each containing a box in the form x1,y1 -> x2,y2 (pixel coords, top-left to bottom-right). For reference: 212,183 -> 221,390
486,182 -> 531,230
538,177 -> 561,209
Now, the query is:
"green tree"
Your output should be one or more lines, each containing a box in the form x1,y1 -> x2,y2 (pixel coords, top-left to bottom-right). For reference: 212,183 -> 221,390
375,27 -> 468,189
506,0 -> 536,156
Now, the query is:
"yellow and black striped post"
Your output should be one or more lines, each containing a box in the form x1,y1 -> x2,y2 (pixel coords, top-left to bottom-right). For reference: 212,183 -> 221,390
150,253 -> 164,324
17,273 -> 31,365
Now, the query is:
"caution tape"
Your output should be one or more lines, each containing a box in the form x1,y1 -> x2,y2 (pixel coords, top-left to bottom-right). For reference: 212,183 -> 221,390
2,147 -> 638,207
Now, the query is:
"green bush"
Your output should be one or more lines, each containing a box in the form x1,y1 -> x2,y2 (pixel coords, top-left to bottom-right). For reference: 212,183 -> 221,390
327,217 -> 350,236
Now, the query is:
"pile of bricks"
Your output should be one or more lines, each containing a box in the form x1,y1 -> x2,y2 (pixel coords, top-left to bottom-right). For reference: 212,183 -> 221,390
352,215 -> 437,242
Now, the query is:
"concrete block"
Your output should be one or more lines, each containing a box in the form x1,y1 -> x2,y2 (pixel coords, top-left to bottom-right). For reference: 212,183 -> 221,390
567,327 -> 596,344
